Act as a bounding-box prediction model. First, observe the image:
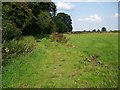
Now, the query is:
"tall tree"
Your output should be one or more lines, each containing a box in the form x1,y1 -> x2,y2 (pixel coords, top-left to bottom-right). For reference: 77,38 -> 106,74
37,11 -> 57,34
28,2 -> 56,17
3,2 -> 33,30
2,2 -> 72,39
53,12 -> 73,33
2,2 -> 33,41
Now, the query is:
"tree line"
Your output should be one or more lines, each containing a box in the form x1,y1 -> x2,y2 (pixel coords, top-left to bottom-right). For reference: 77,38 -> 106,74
2,2 -> 73,43
72,27 -> 109,34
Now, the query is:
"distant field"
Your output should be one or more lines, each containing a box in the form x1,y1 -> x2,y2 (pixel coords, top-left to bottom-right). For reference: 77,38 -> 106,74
2,33 -> 118,88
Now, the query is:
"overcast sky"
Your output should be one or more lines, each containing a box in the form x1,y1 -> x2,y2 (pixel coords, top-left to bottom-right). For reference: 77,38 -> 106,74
52,0 -> 119,31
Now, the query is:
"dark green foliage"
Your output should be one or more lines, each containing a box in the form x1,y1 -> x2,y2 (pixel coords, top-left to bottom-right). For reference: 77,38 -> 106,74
101,27 -> 107,32
2,2 -> 33,30
2,20 -> 22,43
92,29 -> 96,32
57,13 -> 72,32
53,16 -> 65,33
2,2 -> 72,37
28,2 -> 56,17
37,11 -> 56,34
53,12 -> 73,33
2,2 -> 58,37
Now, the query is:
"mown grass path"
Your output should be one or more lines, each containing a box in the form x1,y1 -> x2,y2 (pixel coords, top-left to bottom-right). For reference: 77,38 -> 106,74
3,33 -> 118,88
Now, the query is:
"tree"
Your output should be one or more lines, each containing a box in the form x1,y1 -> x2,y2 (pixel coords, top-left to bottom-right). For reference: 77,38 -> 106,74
28,2 -> 56,17
37,11 -> 57,34
57,13 -> 73,32
97,29 -> 100,32
53,16 -> 66,33
83,30 -> 86,32
53,13 -> 73,33
2,2 -> 33,36
92,29 -> 96,32
2,2 -> 57,36
101,27 -> 107,32
2,2 -> 72,37
23,2 -> 57,35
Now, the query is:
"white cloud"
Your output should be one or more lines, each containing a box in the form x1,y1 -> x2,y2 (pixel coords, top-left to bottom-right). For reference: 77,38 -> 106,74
85,14 -> 102,22
113,13 -> 120,17
78,14 -> 102,23
56,2 -> 75,10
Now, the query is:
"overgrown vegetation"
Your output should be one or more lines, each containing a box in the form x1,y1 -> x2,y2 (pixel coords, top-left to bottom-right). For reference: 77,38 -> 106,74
2,36 -> 36,65
2,2 -> 72,62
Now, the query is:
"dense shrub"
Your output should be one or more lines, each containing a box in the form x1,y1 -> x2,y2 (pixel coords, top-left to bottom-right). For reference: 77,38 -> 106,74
2,36 -> 36,62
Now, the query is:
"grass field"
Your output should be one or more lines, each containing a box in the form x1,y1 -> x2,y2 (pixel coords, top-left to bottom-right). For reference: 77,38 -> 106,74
2,33 -> 118,88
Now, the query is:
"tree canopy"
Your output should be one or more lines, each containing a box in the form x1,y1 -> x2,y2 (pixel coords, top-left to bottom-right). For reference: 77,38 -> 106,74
2,2 -> 73,43
53,13 -> 73,33
101,27 -> 107,32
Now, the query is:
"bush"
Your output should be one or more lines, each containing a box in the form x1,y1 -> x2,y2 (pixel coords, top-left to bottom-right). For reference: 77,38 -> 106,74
50,32 -> 68,43
2,36 -> 36,62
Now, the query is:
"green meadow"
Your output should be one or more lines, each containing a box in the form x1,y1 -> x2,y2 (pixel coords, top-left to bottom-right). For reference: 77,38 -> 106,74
2,33 -> 118,88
